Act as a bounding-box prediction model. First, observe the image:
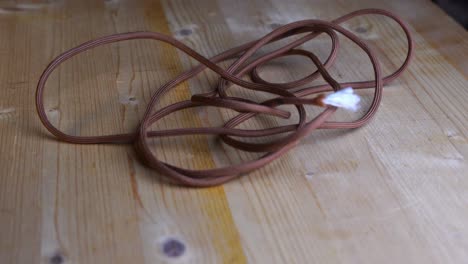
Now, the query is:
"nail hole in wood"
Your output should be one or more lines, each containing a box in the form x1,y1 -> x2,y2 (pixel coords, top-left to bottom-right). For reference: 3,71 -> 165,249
269,23 -> 283,29
49,253 -> 64,264
162,238 -> 186,258
178,28 -> 192,36
355,26 -> 367,33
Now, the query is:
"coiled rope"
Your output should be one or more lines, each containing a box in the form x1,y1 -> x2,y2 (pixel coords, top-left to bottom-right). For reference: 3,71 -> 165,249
36,9 -> 413,187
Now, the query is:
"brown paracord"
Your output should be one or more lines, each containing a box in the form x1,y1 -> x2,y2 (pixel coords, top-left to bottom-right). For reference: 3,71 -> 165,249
36,9 -> 413,187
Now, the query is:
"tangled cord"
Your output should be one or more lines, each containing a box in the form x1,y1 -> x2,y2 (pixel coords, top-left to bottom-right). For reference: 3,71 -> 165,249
36,9 -> 413,187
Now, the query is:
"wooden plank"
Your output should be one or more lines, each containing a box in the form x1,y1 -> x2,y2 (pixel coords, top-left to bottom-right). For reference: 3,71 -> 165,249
0,0 -> 467,263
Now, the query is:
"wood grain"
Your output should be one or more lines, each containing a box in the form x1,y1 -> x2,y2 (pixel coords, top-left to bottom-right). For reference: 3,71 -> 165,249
0,0 -> 467,263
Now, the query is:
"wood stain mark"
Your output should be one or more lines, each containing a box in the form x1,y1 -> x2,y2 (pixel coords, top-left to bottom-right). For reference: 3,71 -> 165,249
318,159 -> 358,173
316,229 -> 352,240
0,3 -> 48,14
144,1 -> 247,263
0,107 -> 16,119
53,152 -> 66,261
120,95 -> 139,105
305,182 -> 326,219
127,153 -> 156,222
127,153 -> 144,209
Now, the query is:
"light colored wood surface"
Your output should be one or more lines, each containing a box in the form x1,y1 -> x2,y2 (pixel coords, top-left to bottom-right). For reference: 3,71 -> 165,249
0,0 -> 467,263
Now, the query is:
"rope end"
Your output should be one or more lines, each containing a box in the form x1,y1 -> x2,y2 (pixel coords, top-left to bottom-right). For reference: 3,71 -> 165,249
322,87 -> 360,112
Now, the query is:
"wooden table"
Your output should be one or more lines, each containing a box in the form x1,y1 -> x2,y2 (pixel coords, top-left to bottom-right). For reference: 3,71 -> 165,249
0,0 -> 467,263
